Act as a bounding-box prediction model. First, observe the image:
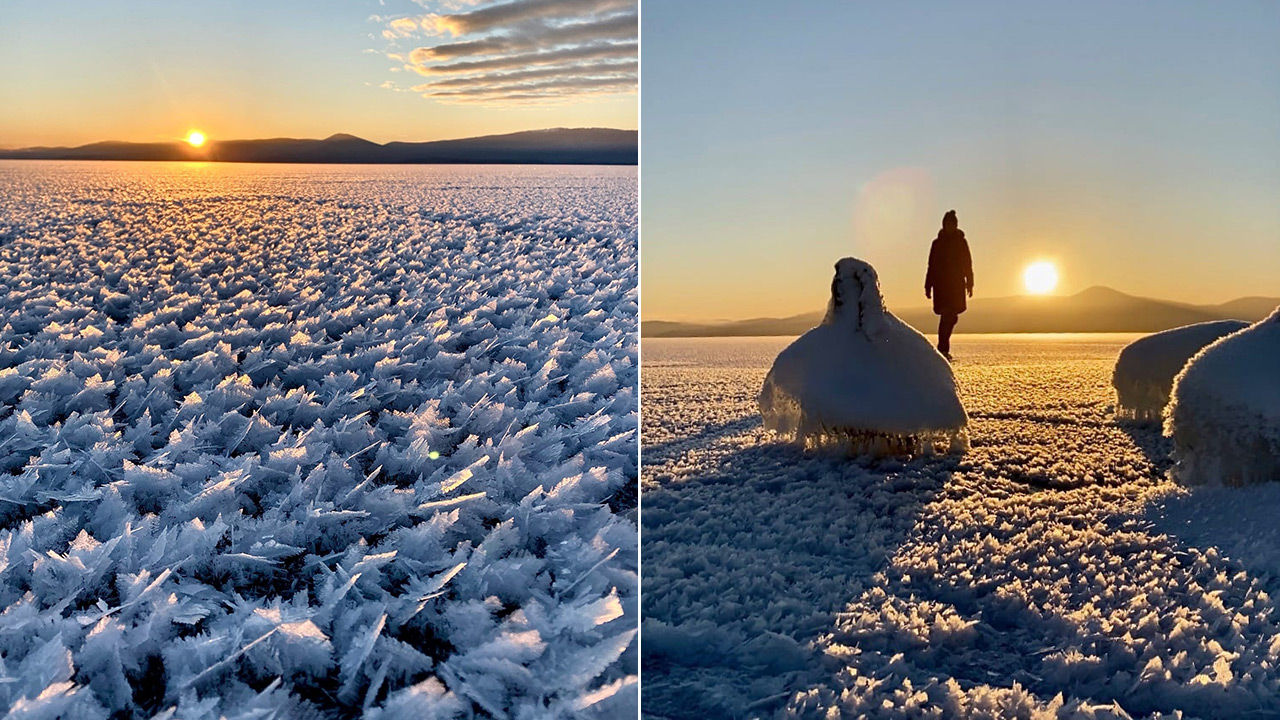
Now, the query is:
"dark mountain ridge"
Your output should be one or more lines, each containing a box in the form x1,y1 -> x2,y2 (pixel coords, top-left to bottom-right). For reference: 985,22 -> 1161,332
643,286 -> 1279,337
0,128 -> 637,165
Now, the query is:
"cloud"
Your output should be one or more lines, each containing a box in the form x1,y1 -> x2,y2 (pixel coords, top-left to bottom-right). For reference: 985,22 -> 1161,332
424,75 -> 636,98
378,0 -> 636,105
382,16 -> 422,40
426,0 -> 633,36
420,85 -> 635,105
418,12 -> 635,61
413,59 -> 635,89
410,60 -> 635,102
410,41 -> 637,74
420,0 -> 489,11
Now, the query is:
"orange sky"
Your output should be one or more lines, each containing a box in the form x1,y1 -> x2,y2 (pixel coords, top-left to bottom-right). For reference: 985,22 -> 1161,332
641,4 -> 1280,321
0,0 -> 636,148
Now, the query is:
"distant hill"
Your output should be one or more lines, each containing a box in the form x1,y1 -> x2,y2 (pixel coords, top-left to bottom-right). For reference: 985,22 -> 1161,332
1205,296 -> 1280,321
643,286 -> 1280,337
0,128 -> 637,165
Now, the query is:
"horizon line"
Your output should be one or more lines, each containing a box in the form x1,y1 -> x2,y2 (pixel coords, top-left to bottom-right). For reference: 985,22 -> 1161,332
647,285 -> 1280,326
0,126 -> 639,152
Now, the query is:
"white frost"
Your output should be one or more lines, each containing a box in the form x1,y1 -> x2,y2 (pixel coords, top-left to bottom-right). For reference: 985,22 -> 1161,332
1165,307 -> 1280,486
0,162 -> 637,718
644,333 -> 1280,718
1112,319 -> 1249,422
759,257 -> 967,455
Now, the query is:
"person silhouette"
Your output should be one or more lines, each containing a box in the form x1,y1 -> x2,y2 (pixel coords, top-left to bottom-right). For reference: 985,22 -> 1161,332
924,209 -> 974,360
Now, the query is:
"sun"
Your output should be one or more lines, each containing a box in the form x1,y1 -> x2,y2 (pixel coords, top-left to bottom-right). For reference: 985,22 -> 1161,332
1023,261 -> 1059,295
186,131 -> 206,147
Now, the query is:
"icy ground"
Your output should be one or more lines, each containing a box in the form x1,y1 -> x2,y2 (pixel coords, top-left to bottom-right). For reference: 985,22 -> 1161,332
0,162 -> 637,719
642,334 -> 1280,719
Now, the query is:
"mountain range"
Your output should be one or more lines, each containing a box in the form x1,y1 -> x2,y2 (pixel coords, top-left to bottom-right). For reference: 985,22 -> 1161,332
0,128 -> 637,165
643,286 -> 1280,337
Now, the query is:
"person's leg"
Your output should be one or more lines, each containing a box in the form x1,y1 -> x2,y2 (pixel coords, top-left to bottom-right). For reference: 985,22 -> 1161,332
938,313 -> 958,356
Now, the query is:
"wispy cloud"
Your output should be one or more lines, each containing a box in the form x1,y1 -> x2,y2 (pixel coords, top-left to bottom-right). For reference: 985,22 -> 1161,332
426,75 -> 636,98
418,12 -> 635,61
382,16 -> 422,40
377,0 -> 636,104
424,0 -> 632,36
413,59 -> 635,88
409,41 -> 636,74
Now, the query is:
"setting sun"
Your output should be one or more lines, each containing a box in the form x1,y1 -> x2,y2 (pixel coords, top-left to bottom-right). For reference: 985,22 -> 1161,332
1023,261 -> 1059,295
186,131 -> 206,147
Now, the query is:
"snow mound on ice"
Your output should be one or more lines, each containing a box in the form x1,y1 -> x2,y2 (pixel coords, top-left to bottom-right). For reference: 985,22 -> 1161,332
1112,319 -> 1249,422
1165,307 -> 1280,485
758,258 -> 967,455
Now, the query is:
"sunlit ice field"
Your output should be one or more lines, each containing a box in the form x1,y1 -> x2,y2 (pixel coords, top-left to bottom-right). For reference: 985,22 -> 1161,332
642,334 -> 1280,719
0,161 -> 637,719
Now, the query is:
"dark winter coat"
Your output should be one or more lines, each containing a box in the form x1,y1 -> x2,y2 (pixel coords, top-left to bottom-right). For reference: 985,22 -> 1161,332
925,229 -> 974,316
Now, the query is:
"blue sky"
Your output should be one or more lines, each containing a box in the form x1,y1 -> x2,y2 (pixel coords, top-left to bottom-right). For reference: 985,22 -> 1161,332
0,0 -> 636,147
642,2 -> 1280,320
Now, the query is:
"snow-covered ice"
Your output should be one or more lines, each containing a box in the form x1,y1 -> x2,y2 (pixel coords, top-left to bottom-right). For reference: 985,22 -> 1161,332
1165,308 -> 1280,486
0,161 -> 637,719
1112,320 -> 1249,422
759,259 -> 967,456
644,333 -> 1280,719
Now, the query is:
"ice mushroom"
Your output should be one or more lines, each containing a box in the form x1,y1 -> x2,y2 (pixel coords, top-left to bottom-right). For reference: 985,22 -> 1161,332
1112,319 -> 1250,422
759,257 -> 968,455
1165,307 -> 1280,485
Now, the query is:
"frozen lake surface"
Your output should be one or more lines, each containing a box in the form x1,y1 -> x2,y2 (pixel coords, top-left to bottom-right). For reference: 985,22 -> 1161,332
0,161 -> 637,719
642,334 -> 1280,719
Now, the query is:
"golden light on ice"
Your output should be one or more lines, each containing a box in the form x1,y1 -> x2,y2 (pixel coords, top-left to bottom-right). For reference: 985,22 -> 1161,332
1023,261 -> 1059,294
186,131 -> 206,147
